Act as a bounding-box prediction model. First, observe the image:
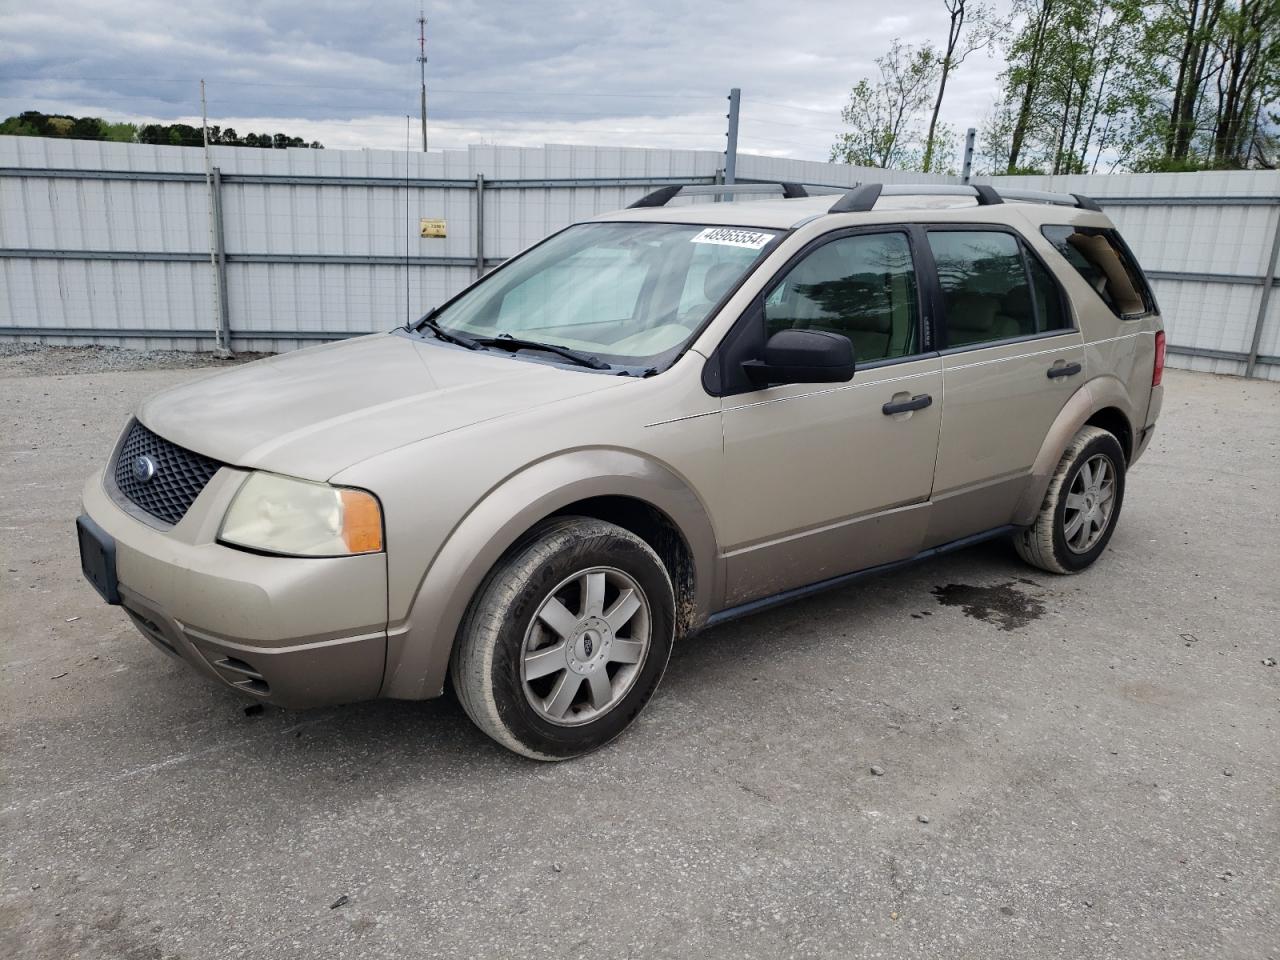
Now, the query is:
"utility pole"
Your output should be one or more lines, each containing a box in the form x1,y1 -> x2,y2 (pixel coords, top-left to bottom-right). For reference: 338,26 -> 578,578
417,10 -> 428,152
724,87 -> 741,185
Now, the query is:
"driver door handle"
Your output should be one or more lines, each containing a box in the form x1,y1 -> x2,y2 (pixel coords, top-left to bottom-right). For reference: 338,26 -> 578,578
1047,361 -> 1082,379
882,393 -> 933,416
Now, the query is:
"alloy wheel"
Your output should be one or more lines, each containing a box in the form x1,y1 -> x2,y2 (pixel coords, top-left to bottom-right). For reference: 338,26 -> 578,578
1063,453 -> 1117,554
521,566 -> 652,726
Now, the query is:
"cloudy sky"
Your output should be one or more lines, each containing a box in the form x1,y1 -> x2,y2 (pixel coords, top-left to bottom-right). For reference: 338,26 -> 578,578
0,0 -> 1012,161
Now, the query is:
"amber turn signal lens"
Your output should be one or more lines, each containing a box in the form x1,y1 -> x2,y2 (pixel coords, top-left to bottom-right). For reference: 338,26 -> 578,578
340,489 -> 383,553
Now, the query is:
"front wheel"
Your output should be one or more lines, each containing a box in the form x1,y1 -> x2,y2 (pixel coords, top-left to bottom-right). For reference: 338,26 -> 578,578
1015,425 -> 1127,574
450,517 -> 675,760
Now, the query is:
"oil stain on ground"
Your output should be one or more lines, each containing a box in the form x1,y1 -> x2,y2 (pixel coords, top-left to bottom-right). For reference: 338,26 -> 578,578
932,581 -> 1047,631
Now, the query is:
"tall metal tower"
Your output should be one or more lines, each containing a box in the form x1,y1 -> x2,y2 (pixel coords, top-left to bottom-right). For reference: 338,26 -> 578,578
417,10 -> 428,152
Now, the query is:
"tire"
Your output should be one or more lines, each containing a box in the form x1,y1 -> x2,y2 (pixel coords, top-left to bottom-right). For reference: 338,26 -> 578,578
1015,425 -> 1127,575
450,517 -> 675,760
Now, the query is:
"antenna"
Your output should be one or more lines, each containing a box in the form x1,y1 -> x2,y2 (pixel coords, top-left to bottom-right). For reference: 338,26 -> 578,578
417,10 -> 428,152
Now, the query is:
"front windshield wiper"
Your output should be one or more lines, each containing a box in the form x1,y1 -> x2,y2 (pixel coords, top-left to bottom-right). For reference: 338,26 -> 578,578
471,333 -> 611,370
418,317 -> 482,351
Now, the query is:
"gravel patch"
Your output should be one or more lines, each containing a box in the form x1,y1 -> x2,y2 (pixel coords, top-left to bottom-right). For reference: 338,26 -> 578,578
0,343 -> 267,378
2,364 -> 1278,960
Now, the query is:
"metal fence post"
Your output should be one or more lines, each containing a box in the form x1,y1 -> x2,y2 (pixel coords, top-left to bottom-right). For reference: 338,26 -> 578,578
209,166 -> 232,355
724,88 -> 741,186
1245,208 -> 1280,378
961,128 -> 976,184
475,173 -> 485,280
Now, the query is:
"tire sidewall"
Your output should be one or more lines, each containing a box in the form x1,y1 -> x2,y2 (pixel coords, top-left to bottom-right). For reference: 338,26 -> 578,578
1051,432 -> 1127,572
484,525 -> 674,759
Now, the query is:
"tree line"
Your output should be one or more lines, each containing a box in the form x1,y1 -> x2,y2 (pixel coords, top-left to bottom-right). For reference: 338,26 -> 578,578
831,0 -> 1279,174
0,111 -> 323,150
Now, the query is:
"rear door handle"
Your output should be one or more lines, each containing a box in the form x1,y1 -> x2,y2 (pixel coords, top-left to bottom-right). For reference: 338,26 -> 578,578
1047,362 -> 1082,379
882,394 -> 933,415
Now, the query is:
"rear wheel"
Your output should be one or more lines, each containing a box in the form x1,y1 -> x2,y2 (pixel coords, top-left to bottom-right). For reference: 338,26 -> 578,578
1015,426 -> 1126,574
450,517 -> 675,760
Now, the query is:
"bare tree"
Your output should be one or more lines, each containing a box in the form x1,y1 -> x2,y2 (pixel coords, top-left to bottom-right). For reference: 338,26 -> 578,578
922,0 -> 1006,172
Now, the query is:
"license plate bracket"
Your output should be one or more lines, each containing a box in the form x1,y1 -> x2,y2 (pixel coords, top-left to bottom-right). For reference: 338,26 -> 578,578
77,514 -> 120,605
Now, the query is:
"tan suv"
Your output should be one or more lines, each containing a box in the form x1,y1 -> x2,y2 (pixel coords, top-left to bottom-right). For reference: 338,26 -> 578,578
77,181 -> 1166,759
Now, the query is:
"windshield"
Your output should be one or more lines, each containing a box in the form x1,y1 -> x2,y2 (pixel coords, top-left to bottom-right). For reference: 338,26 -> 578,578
424,221 -> 779,369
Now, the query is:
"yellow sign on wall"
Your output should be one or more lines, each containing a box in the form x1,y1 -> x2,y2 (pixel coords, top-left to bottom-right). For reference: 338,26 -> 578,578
419,218 -> 447,238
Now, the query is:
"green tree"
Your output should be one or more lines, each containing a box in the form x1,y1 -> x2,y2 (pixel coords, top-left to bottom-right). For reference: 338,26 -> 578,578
1210,0 -> 1280,166
2,111 -> 322,150
1122,0 -> 1278,169
102,122 -> 138,143
68,116 -> 104,140
831,40 -> 942,168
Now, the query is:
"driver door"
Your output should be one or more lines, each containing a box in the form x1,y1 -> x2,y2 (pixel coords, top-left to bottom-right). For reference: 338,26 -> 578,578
718,229 -> 942,606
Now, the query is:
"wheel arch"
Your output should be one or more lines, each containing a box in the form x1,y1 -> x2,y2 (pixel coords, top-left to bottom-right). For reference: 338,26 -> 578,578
1082,406 -> 1134,463
1012,378 -> 1137,527
381,449 -> 719,701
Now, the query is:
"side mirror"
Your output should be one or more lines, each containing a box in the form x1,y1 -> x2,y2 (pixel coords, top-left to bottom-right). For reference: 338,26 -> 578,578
742,329 -> 855,388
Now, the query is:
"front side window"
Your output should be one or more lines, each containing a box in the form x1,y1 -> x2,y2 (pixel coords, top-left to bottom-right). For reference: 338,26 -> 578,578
762,232 -> 920,363
429,222 -> 777,369
928,230 -> 1038,348
1041,225 -> 1153,318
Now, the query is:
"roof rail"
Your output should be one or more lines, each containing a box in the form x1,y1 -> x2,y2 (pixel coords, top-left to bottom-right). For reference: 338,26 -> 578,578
629,181 -> 808,208
827,182 -> 1102,214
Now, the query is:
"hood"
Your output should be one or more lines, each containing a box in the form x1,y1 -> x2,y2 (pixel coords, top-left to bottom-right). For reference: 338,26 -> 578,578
137,332 -> 632,480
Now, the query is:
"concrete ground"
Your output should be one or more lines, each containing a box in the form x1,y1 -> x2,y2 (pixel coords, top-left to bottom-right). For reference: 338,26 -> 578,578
2,351 -> 1277,960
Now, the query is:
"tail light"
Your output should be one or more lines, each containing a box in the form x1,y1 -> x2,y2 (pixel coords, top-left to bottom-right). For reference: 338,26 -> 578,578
1153,330 -> 1166,386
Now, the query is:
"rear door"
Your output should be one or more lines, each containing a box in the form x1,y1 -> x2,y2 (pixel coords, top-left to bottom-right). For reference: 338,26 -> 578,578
921,225 -> 1084,547
715,228 -> 943,606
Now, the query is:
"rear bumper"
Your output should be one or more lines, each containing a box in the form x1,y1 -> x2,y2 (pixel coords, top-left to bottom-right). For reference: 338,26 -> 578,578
81,468 -> 389,709
1131,384 -> 1163,465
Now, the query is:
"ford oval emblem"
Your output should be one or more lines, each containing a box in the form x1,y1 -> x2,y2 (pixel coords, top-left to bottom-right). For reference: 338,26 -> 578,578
132,455 -> 157,483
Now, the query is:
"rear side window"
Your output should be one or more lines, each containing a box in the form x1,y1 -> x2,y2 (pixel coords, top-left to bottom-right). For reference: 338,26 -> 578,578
927,231 -> 1037,347
1041,225 -> 1153,318
1027,254 -> 1067,332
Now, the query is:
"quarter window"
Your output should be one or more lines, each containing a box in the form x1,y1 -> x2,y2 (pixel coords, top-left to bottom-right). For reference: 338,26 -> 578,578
762,232 -> 920,363
927,231 -> 1037,348
1041,225 -> 1152,318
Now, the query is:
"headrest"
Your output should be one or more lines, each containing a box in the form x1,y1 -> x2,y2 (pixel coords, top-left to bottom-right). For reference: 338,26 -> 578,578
703,262 -> 740,302
838,279 -> 893,333
947,292 -> 999,331
1002,285 -> 1033,318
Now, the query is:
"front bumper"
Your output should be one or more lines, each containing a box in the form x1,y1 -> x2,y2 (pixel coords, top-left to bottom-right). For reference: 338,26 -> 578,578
80,467 -> 389,708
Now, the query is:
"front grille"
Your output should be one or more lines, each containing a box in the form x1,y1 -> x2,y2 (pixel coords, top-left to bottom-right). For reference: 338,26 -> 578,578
113,420 -> 223,525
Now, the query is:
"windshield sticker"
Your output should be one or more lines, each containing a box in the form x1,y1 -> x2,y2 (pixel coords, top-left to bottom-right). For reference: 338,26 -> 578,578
690,227 -> 773,250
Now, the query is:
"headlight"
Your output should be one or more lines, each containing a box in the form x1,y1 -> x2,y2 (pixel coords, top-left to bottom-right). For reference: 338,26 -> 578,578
219,472 -> 383,557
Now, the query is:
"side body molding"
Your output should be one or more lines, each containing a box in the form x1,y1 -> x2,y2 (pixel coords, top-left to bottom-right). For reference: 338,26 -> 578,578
1011,376 -> 1137,526
380,450 -> 720,701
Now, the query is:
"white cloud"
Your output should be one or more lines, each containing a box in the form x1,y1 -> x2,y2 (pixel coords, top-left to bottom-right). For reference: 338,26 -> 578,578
0,0 -> 1015,162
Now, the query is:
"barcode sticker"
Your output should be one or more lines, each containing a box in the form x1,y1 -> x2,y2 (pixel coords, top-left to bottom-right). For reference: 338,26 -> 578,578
690,227 -> 773,250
